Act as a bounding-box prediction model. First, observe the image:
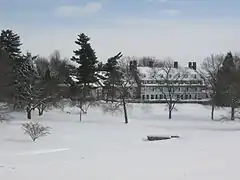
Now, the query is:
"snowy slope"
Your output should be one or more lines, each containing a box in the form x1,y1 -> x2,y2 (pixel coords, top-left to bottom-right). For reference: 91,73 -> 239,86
1,104 -> 240,180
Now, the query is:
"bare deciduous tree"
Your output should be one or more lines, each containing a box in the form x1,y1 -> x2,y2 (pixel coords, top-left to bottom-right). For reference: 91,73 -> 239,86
138,56 -> 164,67
151,59 -> 188,119
104,57 -> 136,124
22,121 -> 51,141
70,83 -> 101,121
35,57 -> 50,78
71,96 -> 99,121
0,103 -> 11,123
25,70 -> 62,120
198,54 -> 224,120
101,102 -> 123,115
26,92 -> 60,119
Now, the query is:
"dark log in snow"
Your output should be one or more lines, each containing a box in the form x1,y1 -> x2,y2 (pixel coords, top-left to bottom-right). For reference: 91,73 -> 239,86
146,135 -> 180,141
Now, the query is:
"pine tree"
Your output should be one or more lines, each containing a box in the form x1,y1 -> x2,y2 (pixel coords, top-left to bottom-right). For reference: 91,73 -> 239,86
103,52 -> 122,101
0,29 -> 26,108
70,33 -> 100,121
0,29 -> 22,59
14,52 -> 38,110
71,33 -> 99,87
0,29 -> 38,109
216,52 -> 240,120
0,48 -> 13,102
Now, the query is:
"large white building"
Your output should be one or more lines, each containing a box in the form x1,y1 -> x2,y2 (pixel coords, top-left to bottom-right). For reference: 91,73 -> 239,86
133,61 -> 209,102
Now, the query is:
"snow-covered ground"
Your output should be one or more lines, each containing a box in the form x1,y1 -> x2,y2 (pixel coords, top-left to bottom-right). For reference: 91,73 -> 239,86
1,103 -> 240,180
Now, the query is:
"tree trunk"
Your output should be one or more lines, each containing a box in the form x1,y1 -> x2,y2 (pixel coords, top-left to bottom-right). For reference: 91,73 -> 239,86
27,107 -> 32,120
168,109 -> 172,119
211,103 -> 215,120
123,98 -> 128,124
168,104 -> 172,119
80,110 -> 82,122
79,99 -> 83,122
38,107 -> 44,116
231,107 -> 235,120
37,104 -> 44,116
111,87 -> 114,103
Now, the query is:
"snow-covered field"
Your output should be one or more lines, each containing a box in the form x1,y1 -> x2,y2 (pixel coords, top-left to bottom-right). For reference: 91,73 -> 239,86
1,103 -> 240,180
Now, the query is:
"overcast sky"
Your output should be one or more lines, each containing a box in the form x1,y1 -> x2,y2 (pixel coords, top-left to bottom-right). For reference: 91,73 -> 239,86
0,0 -> 239,66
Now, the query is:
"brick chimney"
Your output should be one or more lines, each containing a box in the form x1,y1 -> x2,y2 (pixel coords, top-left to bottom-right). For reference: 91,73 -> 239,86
188,62 -> 192,69
192,62 -> 197,70
174,61 -> 178,68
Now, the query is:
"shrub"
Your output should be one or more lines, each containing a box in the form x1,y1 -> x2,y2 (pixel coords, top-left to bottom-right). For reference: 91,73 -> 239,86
22,121 -> 51,141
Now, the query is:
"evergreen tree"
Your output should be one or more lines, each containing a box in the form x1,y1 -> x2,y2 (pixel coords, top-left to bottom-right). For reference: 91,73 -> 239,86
71,33 -> 99,87
70,33 -> 100,121
14,52 -> 38,109
0,48 -> 13,102
0,29 -> 29,108
216,52 -> 240,120
0,29 -> 22,59
103,52 -> 122,101
0,29 -> 39,110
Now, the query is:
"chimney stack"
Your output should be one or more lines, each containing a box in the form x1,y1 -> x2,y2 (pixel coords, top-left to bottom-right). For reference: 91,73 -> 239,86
188,62 -> 192,69
192,62 -> 196,70
174,61 -> 178,68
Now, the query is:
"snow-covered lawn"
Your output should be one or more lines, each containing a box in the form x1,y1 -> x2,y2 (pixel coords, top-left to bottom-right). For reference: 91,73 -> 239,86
1,104 -> 240,180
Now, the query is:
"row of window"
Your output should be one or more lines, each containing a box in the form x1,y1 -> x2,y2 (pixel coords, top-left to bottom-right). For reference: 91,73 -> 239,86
142,80 -> 202,85
147,73 -> 197,79
142,87 -> 199,92
142,94 -> 199,100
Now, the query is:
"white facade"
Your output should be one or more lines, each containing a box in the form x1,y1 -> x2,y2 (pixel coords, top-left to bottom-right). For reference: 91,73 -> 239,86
137,66 -> 209,102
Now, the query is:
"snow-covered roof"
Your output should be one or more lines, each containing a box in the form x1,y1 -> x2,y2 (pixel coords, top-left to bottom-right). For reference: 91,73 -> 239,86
96,71 -> 108,79
66,60 -> 80,68
70,75 -> 78,82
69,71 -> 107,87
138,66 -> 202,81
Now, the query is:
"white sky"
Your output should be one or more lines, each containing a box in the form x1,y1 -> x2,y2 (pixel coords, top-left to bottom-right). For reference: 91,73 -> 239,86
1,17 -> 239,67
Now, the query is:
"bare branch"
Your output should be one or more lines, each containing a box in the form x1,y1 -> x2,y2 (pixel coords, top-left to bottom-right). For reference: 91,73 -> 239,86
149,59 -> 189,119
198,54 -> 224,92
22,121 -> 51,142
102,56 -> 136,123
101,101 -> 122,115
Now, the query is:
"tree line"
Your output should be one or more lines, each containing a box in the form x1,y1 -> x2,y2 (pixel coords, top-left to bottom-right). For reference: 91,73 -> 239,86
0,29 -> 135,123
0,28 -> 240,123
